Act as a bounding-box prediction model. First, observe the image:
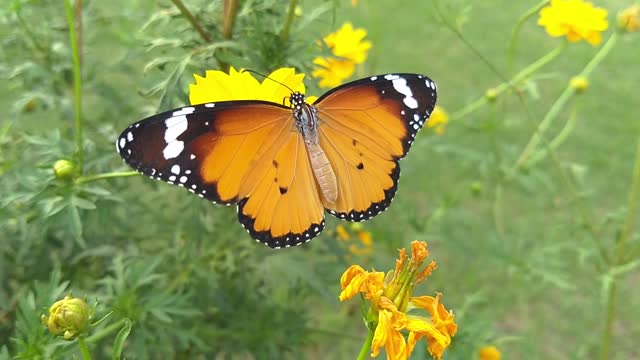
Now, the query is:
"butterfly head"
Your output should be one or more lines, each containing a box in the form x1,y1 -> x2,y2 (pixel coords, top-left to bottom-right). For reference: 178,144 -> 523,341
290,92 -> 306,109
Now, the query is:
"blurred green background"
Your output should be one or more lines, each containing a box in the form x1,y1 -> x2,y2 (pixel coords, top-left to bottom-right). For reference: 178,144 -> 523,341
1,0 -> 639,359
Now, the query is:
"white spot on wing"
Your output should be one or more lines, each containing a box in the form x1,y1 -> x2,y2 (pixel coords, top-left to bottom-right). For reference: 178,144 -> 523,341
172,107 -> 195,116
204,103 -> 215,108
179,176 -> 187,183
384,74 -> 399,80
171,165 -> 181,174
164,115 -> 188,142
127,132 -> 133,142
392,78 -> 418,109
163,141 -> 184,159
118,138 -> 126,149
370,76 -> 378,81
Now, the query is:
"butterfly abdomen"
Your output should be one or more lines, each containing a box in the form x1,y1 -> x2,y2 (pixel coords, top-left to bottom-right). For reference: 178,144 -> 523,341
307,143 -> 338,204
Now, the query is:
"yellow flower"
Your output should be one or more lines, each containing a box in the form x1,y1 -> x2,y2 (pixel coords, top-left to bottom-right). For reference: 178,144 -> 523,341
427,106 -> 448,135
41,294 -> 90,340
479,345 -> 502,360
618,5 -> 640,32
406,294 -> 458,360
537,0 -> 608,46
189,67 -> 317,106
340,241 -> 456,360
312,23 -> 372,88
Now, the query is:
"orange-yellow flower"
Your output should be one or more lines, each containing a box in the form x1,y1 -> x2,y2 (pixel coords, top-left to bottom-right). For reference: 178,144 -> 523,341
479,345 -> 502,360
618,5 -> 640,32
312,23 -> 372,88
339,241 -> 457,360
537,0 -> 608,46
189,67 -> 317,106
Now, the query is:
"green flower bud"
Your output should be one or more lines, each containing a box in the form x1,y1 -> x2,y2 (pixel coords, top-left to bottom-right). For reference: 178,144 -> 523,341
41,294 -> 89,340
53,159 -> 76,179
485,88 -> 498,102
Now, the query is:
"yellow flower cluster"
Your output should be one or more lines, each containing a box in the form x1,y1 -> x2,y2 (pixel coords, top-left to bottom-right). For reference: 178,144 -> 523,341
312,22 -> 372,88
618,4 -> 640,32
340,241 -> 457,360
538,0 -> 608,46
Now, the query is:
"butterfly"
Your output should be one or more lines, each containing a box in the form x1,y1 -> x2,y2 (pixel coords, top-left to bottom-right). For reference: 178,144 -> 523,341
116,73 -> 437,248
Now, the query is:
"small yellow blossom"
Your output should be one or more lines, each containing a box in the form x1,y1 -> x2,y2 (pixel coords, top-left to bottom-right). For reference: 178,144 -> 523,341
427,106 -> 448,135
53,159 -> 76,179
336,225 -> 350,241
312,23 -> 372,88
41,294 -> 90,340
340,241 -> 457,360
538,0 -> 609,46
485,88 -> 498,102
618,5 -> 640,32
569,75 -> 589,92
479,345 -> 502,360
189,67 -> 317,106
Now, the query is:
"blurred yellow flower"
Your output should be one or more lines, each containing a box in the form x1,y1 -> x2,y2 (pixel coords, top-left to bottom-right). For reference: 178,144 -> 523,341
479,345 -> 502,360
427,106 -> 449,135
189,67 -> 317,106
312,22 -> 372,88
340,241 -> 456,360
618,5 -> 640,32
538,0 -> 608,46
569,75 -> 589,92
336,225 -> 350,241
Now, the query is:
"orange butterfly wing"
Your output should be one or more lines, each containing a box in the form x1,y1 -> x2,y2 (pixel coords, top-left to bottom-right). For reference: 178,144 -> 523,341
117,101 -> 324,248
314,74 -> 437,220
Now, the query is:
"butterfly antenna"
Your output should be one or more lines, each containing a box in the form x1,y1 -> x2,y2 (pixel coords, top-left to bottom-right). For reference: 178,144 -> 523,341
242,69 -> 296,94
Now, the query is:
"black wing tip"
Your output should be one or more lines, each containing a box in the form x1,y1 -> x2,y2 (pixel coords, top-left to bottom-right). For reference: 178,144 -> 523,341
237,199 -> 325,249
328,163 -> 401,222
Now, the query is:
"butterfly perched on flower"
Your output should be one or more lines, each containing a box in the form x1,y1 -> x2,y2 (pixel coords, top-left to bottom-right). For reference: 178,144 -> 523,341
116,68 -> 437,248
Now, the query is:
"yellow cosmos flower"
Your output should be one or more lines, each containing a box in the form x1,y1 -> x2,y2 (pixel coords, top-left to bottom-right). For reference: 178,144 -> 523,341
479,345 -> 502,360
427,106 -> 449,135
312,22 -> 372,88
41,294 -> 90,340
189,67 -> 317,106
618,5 -> 640,32
340,241 -> 456,360
537,0 -> 609,46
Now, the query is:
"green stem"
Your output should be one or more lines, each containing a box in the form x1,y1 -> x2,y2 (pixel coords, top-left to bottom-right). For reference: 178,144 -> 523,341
75,171 -> 140,184
356,325 -> 375,360
64,0 -> 83,171
507,0 -> 550,74
170,0 -> 212,43
85,318 -> 128,344
222,0 -> 239,40
526,102 -> 578,167
77,336 -> 92,360
513,33 -> 617,169
280,0 -> 298,42
451,44 -> 564,121
599,135 -> 640,360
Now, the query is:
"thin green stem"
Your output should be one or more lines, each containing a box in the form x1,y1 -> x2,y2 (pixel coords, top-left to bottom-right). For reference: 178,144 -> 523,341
451,44 -> 564,121
77,337 -> 92,360
507,0 -> 550,74
75,171 -> 140,184
600,135 -> 640,360
85,319 -> 128,344
64,0 -> 83,171
356,326 -> 375,360
170,0 -> 212,43
222,0 -> 239,40
280,0 -> 298,42
526,101 -> 578,167
513,34 -> 617,170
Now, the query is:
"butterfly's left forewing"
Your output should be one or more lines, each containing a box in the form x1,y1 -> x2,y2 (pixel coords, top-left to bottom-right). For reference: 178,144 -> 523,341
117,101 -> 325,248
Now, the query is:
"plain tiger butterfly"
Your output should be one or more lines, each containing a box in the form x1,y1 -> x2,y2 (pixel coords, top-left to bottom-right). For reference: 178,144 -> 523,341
116,73 -> 437,248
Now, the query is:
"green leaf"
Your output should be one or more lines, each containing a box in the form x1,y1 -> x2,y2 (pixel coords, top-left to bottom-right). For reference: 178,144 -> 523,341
112,319 -> 132,360
69,203 -> 85,247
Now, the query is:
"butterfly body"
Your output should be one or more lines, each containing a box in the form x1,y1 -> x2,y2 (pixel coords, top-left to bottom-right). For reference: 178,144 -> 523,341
117,73 -> 437,248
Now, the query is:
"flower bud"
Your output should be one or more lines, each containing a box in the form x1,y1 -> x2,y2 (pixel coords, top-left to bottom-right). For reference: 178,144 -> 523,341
569,76 -> 589,93
53,159 -> 76,179
41,294 -> 89,340
485,88 -> 498,102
